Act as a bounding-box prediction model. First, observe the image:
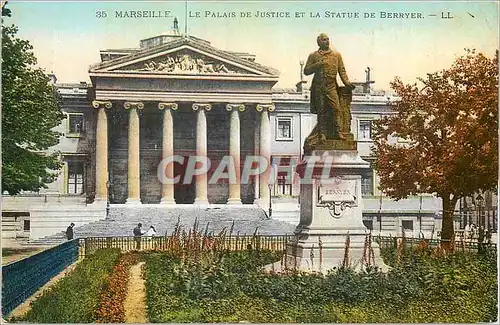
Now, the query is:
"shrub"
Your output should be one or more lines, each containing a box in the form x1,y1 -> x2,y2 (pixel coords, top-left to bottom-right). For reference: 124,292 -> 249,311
19,248 -> 120,323
144,246 -> 497,323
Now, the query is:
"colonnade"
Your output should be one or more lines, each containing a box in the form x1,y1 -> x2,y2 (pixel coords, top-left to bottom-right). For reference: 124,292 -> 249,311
91,100 -> 275,205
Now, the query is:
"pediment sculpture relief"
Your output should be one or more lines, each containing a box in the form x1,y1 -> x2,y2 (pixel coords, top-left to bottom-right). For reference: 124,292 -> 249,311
134,53 -> 245,74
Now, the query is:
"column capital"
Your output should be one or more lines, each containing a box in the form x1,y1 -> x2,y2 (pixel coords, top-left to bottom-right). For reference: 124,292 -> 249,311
192,103 -> 212,112
158,102 -> 178,110
124,102 -> 145,110
256,104 -> 275,112
226,104 -> 245,112
92,100 -> 112,109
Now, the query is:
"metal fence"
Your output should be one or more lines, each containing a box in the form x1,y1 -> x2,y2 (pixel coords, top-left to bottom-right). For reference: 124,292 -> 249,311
1,239 -> 79,316
81,234 -> 292,256
5,233 -> 493,317
375,235 -> 497,252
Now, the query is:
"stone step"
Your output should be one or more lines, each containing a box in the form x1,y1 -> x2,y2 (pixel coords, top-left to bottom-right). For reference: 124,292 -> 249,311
28,205 -> 296,245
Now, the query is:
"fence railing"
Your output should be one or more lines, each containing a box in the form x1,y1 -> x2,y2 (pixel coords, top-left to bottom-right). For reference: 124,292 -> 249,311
2,239 -> 79,316
80,233 -> 497,257
436,229 -> 496,241
375,235 -> 497,252
81,234 -> 292,256
3,233 -> 493,316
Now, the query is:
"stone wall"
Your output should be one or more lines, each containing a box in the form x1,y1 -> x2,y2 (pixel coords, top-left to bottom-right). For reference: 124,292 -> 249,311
1,195 -> 105,239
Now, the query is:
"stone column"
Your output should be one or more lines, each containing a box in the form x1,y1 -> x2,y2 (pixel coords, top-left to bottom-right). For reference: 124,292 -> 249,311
254,118 -> 260,201
158,102 -> 178,204
193,103 -> 211,205
92,100 -> 112,202
125,102 -> 144,204
256,104 -> 275,203
226,104 -> 245,205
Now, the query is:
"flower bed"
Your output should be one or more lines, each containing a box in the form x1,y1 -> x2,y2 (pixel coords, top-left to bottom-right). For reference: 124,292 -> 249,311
9,240 -> 497,323
94,252 -> 141,323
16,248 -> 120,323
144,247 -> 497,323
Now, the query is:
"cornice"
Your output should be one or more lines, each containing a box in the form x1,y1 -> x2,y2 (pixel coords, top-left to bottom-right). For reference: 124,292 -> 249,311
89,37 -> 279,77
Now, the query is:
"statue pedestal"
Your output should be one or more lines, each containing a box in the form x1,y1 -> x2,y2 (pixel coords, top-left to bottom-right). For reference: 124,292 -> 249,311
268,150 -> 388,273
303,133 -> 356,155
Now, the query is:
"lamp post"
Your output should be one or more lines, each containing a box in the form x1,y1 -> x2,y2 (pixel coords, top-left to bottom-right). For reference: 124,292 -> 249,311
268,165 -> 277,219
268,182 -> 273,218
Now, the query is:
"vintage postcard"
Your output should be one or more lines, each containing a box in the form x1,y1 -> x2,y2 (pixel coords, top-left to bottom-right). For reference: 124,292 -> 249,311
1,0 -> 498,323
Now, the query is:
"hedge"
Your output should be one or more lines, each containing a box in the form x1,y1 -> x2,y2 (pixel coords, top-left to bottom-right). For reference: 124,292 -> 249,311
17,248 -> 120,323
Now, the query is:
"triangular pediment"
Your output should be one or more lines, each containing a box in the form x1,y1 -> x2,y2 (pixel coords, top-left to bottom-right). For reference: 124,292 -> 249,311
111,47 -> 258,75
89,37 -> 279,77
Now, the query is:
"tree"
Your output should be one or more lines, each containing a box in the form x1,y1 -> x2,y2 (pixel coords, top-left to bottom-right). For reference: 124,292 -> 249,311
372,49 -> 498,249
2,7 -> 65,194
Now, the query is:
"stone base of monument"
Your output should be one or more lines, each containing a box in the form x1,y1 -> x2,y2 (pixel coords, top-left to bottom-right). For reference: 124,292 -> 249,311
266,150 -> 389,274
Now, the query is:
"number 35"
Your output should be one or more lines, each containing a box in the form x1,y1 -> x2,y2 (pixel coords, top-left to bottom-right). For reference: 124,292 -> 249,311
96,10 -> 107,18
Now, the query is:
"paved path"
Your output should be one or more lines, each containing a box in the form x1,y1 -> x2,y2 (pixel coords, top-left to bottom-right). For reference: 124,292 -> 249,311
124,262 -> 148,323
2,239 -> 53,264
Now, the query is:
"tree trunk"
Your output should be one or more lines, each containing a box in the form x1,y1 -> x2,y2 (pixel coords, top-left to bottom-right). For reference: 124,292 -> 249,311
440,196 -> 458,251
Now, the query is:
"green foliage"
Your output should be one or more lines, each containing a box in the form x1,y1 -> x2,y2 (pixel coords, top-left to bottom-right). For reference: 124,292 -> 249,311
145,248 -> 497,323
94,252 -> 141,323
144,250 -> 281,322
18,249 -> 120,323
2,1 -> 11,17
1,17 -> 65,194
372,49 -> 498,243
15,246 -> 495,323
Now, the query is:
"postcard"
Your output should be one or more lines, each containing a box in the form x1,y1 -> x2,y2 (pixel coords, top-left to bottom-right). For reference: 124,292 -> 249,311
1,0 -> 498,323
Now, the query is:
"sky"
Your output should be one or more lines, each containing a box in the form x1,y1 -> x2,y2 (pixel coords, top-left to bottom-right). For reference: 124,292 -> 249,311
5,0 -> 499,91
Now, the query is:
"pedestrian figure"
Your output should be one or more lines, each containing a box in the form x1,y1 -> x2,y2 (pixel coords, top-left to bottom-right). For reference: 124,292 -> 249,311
133,223 -> 144,250
144,226 -> 157,249
66,223 -> 75,240
471,223 -> 477,239
145,225 -> 157,237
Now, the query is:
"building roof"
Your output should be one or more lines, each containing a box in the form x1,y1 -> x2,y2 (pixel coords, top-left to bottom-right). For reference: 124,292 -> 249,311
89,35 -> 279,77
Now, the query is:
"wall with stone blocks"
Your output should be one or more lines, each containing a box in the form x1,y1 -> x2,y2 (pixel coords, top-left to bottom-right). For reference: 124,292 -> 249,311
29,205 -> 106,239
2,196 -> 106,239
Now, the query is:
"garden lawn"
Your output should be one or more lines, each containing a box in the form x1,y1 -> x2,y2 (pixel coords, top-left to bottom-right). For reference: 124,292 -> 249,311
144,248 -> 497,323
14,248 -> 120,323
10,244 -> 497,323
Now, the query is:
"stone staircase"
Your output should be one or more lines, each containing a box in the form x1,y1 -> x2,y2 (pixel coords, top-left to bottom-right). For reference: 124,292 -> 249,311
27,205 -> 297,246
270,197 -> 300,225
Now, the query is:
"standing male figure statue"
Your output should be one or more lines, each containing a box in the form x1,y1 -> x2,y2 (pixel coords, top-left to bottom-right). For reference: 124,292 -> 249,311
304,33 -> 356,145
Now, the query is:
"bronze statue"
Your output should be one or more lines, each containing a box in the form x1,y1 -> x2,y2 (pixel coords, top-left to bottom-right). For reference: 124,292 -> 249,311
303,33 -> 356,153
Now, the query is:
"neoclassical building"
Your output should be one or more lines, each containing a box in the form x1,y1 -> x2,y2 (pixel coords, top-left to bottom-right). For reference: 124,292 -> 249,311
88,33 -> 281,205
6,30 -> 479,240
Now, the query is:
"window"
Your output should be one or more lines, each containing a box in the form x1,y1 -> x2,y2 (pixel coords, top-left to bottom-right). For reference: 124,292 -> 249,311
271,156 -> 296,196
276,117 -> 293,140
67,161 -> 84,194
358,120 -> 372,140
23,220 -> 30,231
363,219 -> 374,230
402,220 -> 414,231
276,175 -> 293,196
67,113 -> 84,136
361,174 -> 373,196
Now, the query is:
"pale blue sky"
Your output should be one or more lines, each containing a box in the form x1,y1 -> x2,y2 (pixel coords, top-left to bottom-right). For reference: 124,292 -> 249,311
5,1 -> 499,90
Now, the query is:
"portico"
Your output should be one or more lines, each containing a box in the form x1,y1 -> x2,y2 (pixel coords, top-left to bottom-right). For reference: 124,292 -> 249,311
89,34 -> 279,204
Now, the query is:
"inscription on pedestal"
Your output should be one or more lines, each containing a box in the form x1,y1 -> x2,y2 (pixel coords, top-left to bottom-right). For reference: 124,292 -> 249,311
317,179 -> 357,219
